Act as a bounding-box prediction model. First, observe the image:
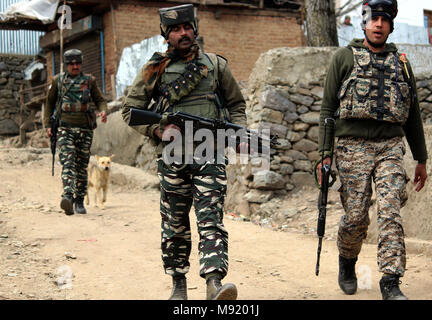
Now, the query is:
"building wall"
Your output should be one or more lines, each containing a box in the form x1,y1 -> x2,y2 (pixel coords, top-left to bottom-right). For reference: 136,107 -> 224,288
45,51 -> 54,84
102,1 -> 304,95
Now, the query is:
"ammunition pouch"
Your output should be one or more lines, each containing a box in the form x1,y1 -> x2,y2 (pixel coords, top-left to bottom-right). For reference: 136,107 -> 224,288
160,60 -> 208,106
86,109 -> 97,130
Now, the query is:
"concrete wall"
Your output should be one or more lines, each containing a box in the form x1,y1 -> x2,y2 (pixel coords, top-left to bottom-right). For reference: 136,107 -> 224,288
396,44 -> 432,76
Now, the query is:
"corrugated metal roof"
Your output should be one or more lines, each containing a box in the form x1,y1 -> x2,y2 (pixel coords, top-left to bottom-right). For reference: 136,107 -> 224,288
0,0 -> 45,55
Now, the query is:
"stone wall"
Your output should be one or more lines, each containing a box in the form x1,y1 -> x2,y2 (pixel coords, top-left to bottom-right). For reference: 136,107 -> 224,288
0,54 -> 33,136
227,47 -> 337,211
416,74 -> 432,124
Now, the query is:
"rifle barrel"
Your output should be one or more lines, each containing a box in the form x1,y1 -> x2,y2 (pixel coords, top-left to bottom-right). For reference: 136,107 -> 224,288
127,108 -> 278,155
315,237 -> 323,276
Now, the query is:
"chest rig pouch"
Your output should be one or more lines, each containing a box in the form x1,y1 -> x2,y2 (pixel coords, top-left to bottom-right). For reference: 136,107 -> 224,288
58,73 -> 92,113
158,54 -> 227,121
338,47 -> 411,124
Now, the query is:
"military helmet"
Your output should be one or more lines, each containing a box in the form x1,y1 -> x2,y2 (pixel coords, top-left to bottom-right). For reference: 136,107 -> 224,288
64,49 -> 83,64
362,0 -> 398,31
159,4 -> 198,39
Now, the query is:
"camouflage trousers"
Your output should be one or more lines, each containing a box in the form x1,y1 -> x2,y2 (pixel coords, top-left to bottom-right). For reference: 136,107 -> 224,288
335,136 -> 408,276
58,127 -> 93,199
157,158 -> 229,279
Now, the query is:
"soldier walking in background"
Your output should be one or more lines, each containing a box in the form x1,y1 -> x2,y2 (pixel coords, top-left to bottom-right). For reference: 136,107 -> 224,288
122,4 -> 247,300
317,0 -> 427,300
44,49 -> 108,215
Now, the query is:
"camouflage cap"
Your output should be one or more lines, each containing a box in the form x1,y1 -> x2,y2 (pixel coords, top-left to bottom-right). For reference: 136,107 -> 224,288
159,4 -> 198,39
64,49 -> 83,64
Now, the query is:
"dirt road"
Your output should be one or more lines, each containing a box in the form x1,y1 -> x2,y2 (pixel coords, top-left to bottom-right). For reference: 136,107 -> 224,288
0,147 -> 431,301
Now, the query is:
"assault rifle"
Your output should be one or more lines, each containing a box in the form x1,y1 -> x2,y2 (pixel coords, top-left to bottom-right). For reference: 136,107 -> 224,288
50,110 -> 59,176
49,78 -> 74,176
127,108 -> 279,154
314,117 -> 336,276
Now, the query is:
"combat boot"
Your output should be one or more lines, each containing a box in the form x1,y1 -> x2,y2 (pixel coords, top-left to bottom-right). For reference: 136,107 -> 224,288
379,274 -> 408,300
60,194 -> 74,215
74,197 -> 87,214
338,255 -> 357,295
206,273 -> 237,300
169,275 -> 187,300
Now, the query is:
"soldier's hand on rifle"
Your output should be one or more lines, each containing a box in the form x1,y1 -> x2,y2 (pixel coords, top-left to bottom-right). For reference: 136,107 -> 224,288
97,111 -> 107,123
236,142 -> 253,154
414,163 -> 427,192
46,128 -> 52,138
157,124 -> 182,142
316,157 -> 332,185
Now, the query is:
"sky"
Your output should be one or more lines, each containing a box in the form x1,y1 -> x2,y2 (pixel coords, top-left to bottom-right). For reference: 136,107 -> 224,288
340,0 -> 432,27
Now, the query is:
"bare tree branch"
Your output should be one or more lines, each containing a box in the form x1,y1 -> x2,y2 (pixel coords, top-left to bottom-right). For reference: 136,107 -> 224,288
335,0 -> 362,17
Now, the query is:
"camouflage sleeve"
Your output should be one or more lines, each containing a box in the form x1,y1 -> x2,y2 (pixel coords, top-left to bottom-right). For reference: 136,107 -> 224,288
217,57 -> 247,127
90,76 -> 107,112
121,64 -> 159,139
403,59 -> 428,163
43,76 -> 59,128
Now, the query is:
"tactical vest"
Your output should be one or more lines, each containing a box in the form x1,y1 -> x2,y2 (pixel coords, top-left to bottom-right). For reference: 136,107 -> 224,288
338,47 -> 411,124
58,73 -> 92,113
159,53 -> 228,121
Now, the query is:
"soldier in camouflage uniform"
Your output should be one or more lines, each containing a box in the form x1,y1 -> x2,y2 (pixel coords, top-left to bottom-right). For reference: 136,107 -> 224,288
44,49 -> 107,215
318,0 -> 428,300
121,4 -> 247,300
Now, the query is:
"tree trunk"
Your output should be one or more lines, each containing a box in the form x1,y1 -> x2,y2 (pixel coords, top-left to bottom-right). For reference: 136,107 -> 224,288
305,0 -> 339,47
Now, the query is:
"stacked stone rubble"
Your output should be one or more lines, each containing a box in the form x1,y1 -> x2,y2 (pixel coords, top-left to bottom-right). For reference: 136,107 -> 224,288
0,54 -> 33,136
416,74 -> 432,124
225,47 -> 337,218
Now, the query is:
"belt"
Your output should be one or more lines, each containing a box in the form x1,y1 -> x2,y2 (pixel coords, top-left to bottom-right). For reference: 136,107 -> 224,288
59,120 -> 92,130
